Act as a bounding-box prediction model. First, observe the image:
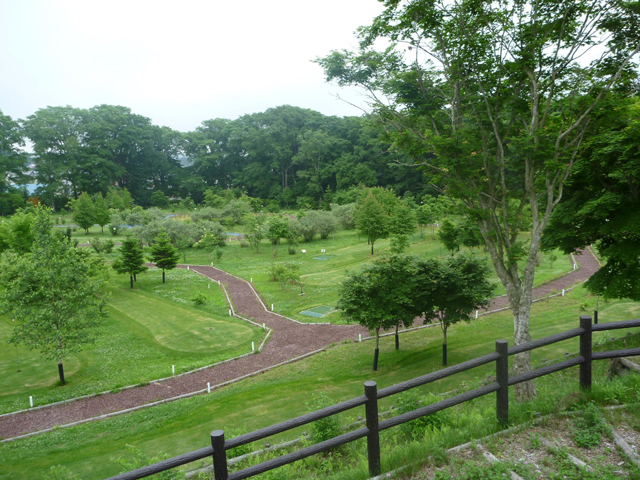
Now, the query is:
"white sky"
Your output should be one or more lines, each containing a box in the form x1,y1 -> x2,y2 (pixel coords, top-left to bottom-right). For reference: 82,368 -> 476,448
0,0 -> 384,132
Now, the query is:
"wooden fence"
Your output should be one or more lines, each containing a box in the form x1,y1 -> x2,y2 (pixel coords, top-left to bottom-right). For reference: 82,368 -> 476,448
107,315 -> 640,480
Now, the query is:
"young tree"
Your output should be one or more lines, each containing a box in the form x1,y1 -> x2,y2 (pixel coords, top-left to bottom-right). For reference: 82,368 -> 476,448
148,229 -> 180,283
355,191 -> 390,255
0,209 -> 108,385
389,201 -> 417,253
438,219 -> 460,256
415,255 -> 493,366
244,214 -> 267,253
72,192 -> 95,234
318,0 -> 639,398
338,255 -> 419,370
112,237 -> 148,288
92,193 -> 110,234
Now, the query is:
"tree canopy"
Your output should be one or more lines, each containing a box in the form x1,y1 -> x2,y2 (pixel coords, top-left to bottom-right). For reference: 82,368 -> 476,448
318,0 -> 640,399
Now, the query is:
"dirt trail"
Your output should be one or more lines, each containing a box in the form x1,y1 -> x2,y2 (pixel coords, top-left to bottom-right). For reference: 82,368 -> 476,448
0,250 -> 599,440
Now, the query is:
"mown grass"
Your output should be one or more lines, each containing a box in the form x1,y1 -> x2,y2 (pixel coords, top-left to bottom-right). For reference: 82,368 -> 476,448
0,268 -> 264,415
2,286 -> 638,479
177,228 -> 569,324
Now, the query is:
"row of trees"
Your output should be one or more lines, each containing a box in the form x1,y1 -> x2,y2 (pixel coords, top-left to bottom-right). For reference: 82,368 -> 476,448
338,254 -> 493,370
0,104 -> 434,214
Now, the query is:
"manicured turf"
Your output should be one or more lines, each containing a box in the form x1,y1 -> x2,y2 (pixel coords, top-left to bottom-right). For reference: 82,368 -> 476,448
2,286 -> 638,479
181,229 -> 570,324
0,269 -> 265,414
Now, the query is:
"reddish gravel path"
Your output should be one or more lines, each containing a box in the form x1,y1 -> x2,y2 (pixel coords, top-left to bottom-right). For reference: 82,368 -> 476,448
0,250 -> 599,440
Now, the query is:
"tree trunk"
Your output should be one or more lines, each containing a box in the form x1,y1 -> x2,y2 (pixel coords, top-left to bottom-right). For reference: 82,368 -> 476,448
130,274 -> 133,288
58,361 -> 65,385
442,326 -> 448,366
134,273 -> 137,282
162,269 -> 165,283
395,324 -> 399,350
371,242 -> 374,255
512,300 -> 537,399
373,327 -> 380,371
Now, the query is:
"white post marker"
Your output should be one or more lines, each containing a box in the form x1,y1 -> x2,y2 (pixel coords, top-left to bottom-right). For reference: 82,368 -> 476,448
29,396 -> 33,408
574,263 -> 577,270
476,310 -> 478,318
263,323 -> 265,330
562,289 -> 565,296
359,334 -> 362,343
207,382 -> 211,394
229,309 -> 232,316
172,365 -> 175,376
208,284 -> 210,289
187,266 -> 190,271
251,278 -> 253,283
271,304 -> 274,311
252,342 -> 255,351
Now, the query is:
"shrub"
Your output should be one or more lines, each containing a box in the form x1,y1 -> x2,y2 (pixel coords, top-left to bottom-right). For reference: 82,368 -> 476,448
307,393 -> 342,444
331,203 -> 356,229
396,390 -> 445,439
191,293 -> 207,306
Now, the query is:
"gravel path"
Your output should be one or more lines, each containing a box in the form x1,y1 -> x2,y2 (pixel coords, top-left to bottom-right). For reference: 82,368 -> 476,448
0,250 -> 599,440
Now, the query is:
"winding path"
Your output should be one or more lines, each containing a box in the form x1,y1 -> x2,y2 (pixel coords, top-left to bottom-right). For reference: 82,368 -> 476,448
0,249 -> 599,440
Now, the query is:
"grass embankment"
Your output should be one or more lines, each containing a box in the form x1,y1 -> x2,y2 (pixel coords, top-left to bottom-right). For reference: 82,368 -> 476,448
1,286 -> 638,479
0,269 -> 264,414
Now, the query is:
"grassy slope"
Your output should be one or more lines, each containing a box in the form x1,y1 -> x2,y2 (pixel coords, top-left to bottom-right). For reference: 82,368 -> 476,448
0,269 -> 264,414
1,286 -> 638,479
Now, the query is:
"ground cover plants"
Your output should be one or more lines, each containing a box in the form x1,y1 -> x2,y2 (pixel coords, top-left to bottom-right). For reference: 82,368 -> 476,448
0,268 -> 264,414
1,285 -> 638,478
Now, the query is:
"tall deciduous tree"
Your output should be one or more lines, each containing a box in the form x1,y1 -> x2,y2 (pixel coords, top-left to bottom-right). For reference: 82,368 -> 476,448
0,110 -> 26,202
112,238 -> 148,288
0,209 -> 108,385
415,255 -> 493,366
148,229 -> 180,283
318,0 -> 640,399
338,254 -> 418,370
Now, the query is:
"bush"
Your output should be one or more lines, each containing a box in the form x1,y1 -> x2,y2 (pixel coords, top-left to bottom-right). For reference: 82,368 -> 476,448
268,262 -> 301,290
331,203 -> 356,229
191,293 -> 207,306
396,390 -> 445,439
571,403 -> 609,448
307,393 -> 342,443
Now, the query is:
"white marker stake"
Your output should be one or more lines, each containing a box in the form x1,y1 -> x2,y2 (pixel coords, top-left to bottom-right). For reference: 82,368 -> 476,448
211,262 -> 213,267
172,365 -> 175,376
29,396 -> 33,408
271,304 -> 274,311
207,382 -> 211,393
251,278 -> 253,284
574,263 -> 577,270
263,323 -> 265,330
208,284 -> 210,289
359,334 -> 362,343
187,266 -> 190,271
476,310 -> 478,318
229,309 -> 232,316
562,289 -> 565,296
252,342 -> 255,352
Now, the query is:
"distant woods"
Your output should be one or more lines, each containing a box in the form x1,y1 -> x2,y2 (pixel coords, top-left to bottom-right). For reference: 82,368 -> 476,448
0,104 -> 432,214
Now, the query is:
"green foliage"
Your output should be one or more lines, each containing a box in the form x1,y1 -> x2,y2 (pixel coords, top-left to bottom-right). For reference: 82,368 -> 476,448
396,390 -> 445,439
307,393 -> 343,444
190,293 -> 207,306
268,262 -> 301,291
266,216 -> 290,245
90,237 -> 115,254
0,208 -> 109,383
71,193 -> 96,235
331,203 -> 356,229
148,229 -> 180,282
111,445 -> 178,479
354,190 -> 391,254
43,465 -> 82,480
571,403 -> 609,448
112,238 -> 148,286
0,209 -> 35,254
244,214 -> 267,253
149,190 -> 170,208
438,219 -> 459,255
434,461 -> 521,479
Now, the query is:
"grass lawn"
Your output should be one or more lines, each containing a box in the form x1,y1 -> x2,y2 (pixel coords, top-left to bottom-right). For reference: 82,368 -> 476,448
0,269 -> 265,415
179,229 -> 570,324
2,286 -> 638,479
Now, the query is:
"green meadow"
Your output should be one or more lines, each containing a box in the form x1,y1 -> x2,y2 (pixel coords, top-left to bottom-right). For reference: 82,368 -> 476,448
0,268 -> 264,414
1,285 -> 638,479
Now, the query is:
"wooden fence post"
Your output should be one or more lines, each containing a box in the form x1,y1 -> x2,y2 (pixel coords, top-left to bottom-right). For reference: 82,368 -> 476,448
580,315 -> 593,390
211,429 -> 228,480
364,381 -> 381,476
495,339 -> 509,427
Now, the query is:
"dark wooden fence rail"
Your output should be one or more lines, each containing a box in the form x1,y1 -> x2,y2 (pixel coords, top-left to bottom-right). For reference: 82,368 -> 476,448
106,316 -> 640,480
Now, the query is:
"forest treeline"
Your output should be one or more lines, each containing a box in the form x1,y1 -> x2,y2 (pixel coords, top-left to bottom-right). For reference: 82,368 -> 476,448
0,104 -> 430,214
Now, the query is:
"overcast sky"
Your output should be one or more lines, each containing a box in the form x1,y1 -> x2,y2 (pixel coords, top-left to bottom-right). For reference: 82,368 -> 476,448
0,0 -> 384,132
